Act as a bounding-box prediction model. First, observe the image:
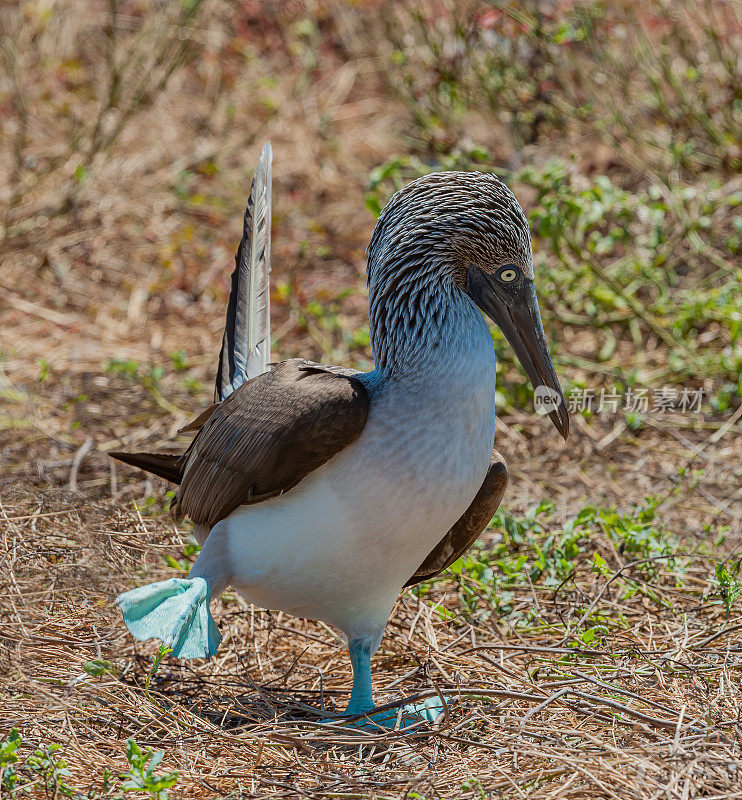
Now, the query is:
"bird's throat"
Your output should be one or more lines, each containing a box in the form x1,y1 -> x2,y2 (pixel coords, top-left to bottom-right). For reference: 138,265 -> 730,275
369,275 -> 491,377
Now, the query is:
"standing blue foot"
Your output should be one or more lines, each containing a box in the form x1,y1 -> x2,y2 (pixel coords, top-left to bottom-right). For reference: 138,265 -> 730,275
116,577 -> 221,659
343,696 -> 448,729
321,640 -> 447,729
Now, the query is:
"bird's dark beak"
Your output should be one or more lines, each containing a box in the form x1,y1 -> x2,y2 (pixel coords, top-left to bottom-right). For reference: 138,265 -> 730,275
466,267 -> 569,440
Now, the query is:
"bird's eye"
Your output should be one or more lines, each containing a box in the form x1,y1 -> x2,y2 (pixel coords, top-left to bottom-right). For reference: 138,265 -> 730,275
497,266 -> 518,283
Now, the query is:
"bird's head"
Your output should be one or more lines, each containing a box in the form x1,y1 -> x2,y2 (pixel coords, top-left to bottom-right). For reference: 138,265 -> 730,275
368,171 -> 568,440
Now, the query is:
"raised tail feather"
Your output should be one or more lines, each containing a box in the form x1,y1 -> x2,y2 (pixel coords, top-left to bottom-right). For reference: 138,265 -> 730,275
214,140 -> 273,402
116,577 -> 221,659
110,142 -> 273,485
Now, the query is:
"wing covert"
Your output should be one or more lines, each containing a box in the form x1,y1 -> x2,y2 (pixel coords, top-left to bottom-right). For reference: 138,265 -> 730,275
175,359 -> 369,527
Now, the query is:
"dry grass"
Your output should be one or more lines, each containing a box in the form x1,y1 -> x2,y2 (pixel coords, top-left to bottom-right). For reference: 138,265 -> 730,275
1,1 -> 741,798
2,480 -> 741,798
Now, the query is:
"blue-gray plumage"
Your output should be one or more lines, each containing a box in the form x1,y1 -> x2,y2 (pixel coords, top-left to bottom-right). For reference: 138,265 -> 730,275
111,146 -> 568,729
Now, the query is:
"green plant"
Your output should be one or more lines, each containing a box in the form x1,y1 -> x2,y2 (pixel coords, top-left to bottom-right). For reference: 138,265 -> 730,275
430,496 -> 686,630
144,643 -> 173,701
1,730 -> 78,799
521,161 -> 740,383
119,738 -> 178,800
461,776 -> 486,798
104,359 -> 184,416
0,729 -> 22,795
168,349 -> 189,371
26,744 -> 76,798
84,658 -> 121,678
0,729 -> 179,800
713,562 -> 740,621
163,536 -> 201,571
588,497 -> 678,562
432,500 -> 561,624
374,0 -> 740,176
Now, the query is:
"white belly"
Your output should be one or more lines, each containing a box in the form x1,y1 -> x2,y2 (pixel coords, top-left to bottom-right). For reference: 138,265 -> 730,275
191,304 -> 497,643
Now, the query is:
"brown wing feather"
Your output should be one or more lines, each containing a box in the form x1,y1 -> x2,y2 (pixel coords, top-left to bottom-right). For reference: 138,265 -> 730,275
108,451 -> 184,484
178,403 -> 220,434
405,450 -> 508,587
174,359 -> 369,527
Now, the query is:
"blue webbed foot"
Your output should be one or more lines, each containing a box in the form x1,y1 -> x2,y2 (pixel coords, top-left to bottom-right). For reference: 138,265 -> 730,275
328,696 -> 448,730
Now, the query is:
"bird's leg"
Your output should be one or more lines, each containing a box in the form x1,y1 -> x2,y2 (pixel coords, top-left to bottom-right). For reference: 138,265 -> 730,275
344,639 -> 376,716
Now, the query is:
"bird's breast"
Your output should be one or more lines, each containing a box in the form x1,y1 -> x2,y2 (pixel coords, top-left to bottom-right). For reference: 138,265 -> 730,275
356,342 -> 496,524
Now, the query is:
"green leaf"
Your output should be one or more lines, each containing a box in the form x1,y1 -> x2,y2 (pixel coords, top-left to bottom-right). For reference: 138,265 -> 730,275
122,737 -> 178,798
580,627 -> 596,644
83,658 -> 119,677
0,728 -> 22,768
715,562 -> 740,619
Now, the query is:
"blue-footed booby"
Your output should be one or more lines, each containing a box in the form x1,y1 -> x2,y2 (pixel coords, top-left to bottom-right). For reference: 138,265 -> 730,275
112,142 -> 568,728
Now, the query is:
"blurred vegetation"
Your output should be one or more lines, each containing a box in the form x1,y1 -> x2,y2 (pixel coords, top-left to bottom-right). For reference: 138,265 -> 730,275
0,0 -> 739,415
376,0 -> 740,173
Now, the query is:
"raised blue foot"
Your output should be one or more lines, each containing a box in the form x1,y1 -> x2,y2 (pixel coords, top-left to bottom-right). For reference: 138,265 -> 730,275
116,577 -> 221,659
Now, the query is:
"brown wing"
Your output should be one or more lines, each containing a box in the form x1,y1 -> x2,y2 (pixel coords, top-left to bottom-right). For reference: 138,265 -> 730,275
405,450 -> 508,587
173,359 -> 369,527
